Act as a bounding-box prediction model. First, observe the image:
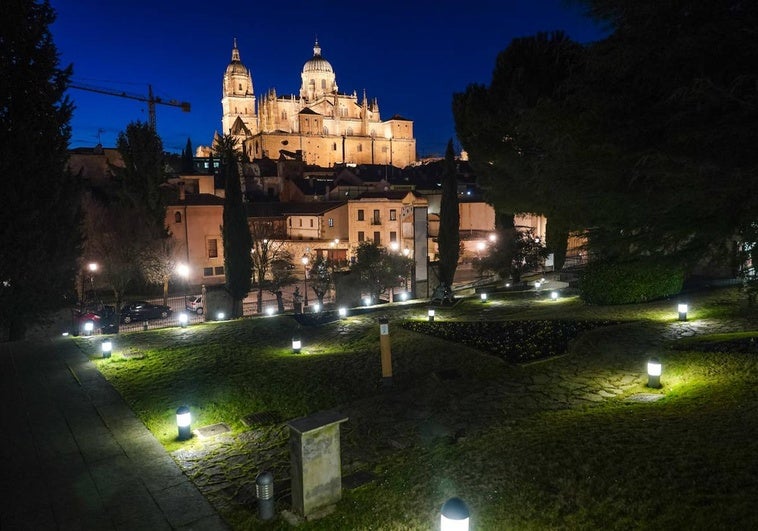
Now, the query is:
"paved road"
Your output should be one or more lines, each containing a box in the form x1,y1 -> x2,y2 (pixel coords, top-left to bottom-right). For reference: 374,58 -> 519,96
0,337 -> 228,530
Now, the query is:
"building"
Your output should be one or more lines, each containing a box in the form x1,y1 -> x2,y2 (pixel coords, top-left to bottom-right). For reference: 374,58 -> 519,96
217,39 -> 416,168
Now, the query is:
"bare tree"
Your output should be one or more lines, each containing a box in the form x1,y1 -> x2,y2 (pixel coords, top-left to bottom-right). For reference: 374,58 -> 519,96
140,236 -> 182,306
267,251 -> 298,312
250,218 -> 288,312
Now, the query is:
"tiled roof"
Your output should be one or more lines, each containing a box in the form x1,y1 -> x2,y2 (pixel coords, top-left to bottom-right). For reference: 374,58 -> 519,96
167,193 -> 225,206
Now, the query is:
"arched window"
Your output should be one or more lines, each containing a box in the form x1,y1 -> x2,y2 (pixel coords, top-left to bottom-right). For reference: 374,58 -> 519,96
357,144 -> 362,152
321,79 -> 326,89
323,126 -> 329,135
238,83 -> 242,91
282,111 -> 287,120
174,211 -> 182,223
332,142 -> 337,150
346,127 -> 353,136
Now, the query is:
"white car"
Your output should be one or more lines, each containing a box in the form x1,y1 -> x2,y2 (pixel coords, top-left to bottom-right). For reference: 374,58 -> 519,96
186,295 -> 203,315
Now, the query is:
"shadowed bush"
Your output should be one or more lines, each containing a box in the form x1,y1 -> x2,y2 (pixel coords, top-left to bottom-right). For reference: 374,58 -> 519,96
580,259 -> 685,305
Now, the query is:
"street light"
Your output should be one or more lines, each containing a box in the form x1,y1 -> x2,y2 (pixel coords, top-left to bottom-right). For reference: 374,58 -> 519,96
301,255 -> 309,307
177,263 -> 190,310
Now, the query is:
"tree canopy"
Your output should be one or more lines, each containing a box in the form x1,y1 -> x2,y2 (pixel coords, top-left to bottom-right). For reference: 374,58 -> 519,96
453,1 -> 758,271
0,0 -> 81,339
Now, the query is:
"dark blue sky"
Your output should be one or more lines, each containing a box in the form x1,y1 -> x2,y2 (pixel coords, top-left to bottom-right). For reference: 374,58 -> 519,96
51,0 -> 604,157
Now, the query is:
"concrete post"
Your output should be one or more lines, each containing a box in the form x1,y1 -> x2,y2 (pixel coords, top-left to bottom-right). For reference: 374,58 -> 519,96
287,410 -> 348,519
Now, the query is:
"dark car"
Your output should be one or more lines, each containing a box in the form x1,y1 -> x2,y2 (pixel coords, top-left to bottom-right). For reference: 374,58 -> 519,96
120,301 -> 172,324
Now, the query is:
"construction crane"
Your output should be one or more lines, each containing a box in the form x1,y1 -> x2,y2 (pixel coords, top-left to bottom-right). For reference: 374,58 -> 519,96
69,82 -> 191,130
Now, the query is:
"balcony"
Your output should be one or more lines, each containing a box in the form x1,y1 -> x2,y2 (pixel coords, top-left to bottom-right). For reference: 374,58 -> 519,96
370,218 -> 382,225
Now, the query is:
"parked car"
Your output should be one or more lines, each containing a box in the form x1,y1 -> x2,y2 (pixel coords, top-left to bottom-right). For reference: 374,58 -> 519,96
120,301 -> 172,324
186,295 -> 204,315
73,305 -> 117,335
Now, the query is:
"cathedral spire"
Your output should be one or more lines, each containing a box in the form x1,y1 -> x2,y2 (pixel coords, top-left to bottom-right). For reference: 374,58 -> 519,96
313,37 -> 321,57
232,37 -> 240,62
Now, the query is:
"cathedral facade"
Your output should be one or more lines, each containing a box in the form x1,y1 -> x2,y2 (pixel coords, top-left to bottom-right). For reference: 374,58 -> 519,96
220,39 -> 417,168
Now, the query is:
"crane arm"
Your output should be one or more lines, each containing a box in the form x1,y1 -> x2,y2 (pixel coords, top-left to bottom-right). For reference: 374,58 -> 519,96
69,82 -> 191,130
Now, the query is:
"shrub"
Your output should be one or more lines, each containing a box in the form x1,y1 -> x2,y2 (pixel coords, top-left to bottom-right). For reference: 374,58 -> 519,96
580,259 -> 685,305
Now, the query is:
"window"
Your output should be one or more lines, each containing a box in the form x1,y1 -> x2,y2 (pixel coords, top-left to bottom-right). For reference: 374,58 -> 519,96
321,79 -> 326,89
310,219 -> 314,227
238,83 -> 242,91
289,218 -> 292,226
357,209 -> 364,221
203,267 -> 213,277
214,266 -> 225,276
357,144 -> 362,152
299,219 -> 303,227
373,232 -> 380,244
208,239 -> 218,258
389,209 -> 397,221
372,210 -> 380,224
390,231 -> 397,242
332,143 -> 337,151
282,111 -> 287,120
358,231 -> 364,242
328,218 -> 334,227
174,211 -> 182,223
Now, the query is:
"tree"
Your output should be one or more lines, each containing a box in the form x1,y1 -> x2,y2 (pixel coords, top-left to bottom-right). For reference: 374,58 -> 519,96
475,228 -> 548,283
113,121 -> 167,233
267,252 -> 298,312
351,241 -> 414,302
82,195 -> 151,331
308,257 -> 333,305
437,139 -> 460,288
454,4 -> 758,271
0,0 -> 82,340
250,218 -> 288,312
181,137 -> 195,174
140,236 -> 182,306
217,135 -> 252,317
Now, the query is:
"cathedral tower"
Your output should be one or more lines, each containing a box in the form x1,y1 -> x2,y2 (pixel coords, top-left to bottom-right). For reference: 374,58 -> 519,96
222,38 -> 256,138
299,39 -> 338,102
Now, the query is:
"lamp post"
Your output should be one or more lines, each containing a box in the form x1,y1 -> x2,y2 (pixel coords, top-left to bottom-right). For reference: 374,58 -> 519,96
301,255 -> 309,307
647,357 -> 662,389
177,263 -> 190,310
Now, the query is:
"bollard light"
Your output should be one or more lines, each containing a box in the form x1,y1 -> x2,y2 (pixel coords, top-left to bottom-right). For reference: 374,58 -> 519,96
551,291 -> 559,300
179,312 -> 188,328
400,291 -> 409,301
427,308 -> 435,322
176,405 -> 192,440
363,296 -> 372,306
647,357 -> 662,388
217,311 -> 225,320
535,281 -> 542,289
338,307 -> 347,319
101,339 -> 112,358
265,307 -> 274,316
292,336 -> 302,354
255,471 -> 275,521
505,282 -> 511,288
677,303 -> 688,321
441,497 -> 470,531
480,292 -> 488,303
313,303 -> 321,313
84,320 -> 94,336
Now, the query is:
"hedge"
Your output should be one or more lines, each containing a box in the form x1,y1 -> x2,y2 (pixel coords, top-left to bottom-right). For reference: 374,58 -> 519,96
580,259 -> 685,305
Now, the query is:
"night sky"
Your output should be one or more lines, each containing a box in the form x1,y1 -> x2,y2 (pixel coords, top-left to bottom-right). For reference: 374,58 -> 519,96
51,0 -> 604,157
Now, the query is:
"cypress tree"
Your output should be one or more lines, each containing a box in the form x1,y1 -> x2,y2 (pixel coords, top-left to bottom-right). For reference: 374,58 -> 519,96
0,0 -> 82,340
217,135 -> 252,317
437,139 -> 460,288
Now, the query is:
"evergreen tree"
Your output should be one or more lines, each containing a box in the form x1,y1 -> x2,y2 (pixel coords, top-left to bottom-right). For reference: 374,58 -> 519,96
0,0 -> 81,340
181,137 -> 194,173
437,139 -> 460,287
217,135 -> 252,317
113,121 -> 167,233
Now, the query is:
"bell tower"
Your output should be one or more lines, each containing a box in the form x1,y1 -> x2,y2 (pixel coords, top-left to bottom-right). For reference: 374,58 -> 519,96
222,38 -> 257,138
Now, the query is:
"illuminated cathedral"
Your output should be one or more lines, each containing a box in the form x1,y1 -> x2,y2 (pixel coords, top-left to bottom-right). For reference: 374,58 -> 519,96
219,38 -> 416,168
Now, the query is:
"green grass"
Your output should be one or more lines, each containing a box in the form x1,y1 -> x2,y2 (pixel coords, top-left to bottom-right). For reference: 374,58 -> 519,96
77,285 -> 758,529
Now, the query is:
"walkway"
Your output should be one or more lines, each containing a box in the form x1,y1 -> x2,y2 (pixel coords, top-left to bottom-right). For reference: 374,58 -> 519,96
0,337 -> 228,530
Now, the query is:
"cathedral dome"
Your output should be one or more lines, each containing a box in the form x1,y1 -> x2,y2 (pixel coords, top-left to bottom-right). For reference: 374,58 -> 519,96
302,40 -> 333,73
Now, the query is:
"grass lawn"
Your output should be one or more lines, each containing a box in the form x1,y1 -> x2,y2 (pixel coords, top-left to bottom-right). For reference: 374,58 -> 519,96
78,285 -> 758,529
